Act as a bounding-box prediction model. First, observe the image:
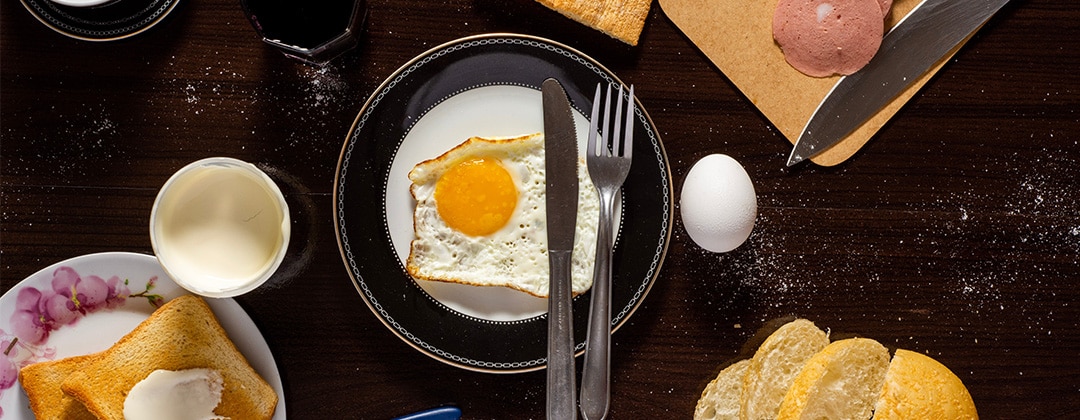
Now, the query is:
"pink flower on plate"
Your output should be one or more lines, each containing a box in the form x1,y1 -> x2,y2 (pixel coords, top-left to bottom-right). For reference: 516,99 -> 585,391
4,263 -> 169,411
12,288 -> 51,345
104,275 -> 132,309
50,266 -> 110,314
8,266 -> 162,351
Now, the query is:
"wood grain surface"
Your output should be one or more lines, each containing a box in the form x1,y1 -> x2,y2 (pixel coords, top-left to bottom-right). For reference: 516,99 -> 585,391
2,0 -> 1078,418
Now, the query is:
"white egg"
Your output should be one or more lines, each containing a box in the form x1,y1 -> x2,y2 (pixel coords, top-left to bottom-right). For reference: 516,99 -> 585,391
680,154 -> 757,253
406,133 -> 599,297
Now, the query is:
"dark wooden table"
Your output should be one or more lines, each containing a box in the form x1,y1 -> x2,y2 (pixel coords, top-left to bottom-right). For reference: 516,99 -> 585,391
3,0 -> 1078,418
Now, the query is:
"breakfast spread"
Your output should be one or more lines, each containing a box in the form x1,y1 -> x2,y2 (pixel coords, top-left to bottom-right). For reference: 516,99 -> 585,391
694,319 -> 978,420
772,0 -> 890,77
405,133 -> 600,298
680,154 -> 758,253
0,0 -> 1051,415
533,0 -> 653,45
18,295 -> 278,420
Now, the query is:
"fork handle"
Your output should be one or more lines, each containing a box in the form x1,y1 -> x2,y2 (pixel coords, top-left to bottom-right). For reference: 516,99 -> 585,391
580,191 -> 617,420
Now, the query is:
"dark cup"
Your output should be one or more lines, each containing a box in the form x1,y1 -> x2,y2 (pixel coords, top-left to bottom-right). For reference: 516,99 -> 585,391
242,0 -> 367,66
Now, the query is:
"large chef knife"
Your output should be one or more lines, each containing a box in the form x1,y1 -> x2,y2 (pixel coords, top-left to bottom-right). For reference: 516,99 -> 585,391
786,0 -> 1011,167
542,77 -> 579,420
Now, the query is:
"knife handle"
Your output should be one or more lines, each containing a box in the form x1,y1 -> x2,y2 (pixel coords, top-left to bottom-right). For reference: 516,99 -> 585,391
547,250 -> 577,420
579,192 -> 616,420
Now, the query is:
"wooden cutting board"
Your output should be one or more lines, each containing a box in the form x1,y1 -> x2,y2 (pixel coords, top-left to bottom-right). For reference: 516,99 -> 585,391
659,0 -> 961,166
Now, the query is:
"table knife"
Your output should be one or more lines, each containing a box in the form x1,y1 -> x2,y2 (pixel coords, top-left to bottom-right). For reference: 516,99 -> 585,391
543,77 -> 580,420
786,0 -> 1011,167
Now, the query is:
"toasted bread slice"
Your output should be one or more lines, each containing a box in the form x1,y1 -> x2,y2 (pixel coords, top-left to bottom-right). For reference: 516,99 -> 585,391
777,338 -> 890,420
695,359 -> 750,420
740,319 -> 829,420
534,0 -> 652,45
18,354 -> 99,420
872,349 -> 978,420
60,295 -> 277,420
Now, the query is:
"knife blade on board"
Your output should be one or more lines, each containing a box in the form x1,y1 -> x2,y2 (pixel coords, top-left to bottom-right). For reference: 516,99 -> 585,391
786,0 -> 1011,167
542,77 -> 579,420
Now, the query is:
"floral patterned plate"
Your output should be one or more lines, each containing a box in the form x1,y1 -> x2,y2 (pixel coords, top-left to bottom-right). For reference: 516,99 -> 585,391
0,252 -> 286,419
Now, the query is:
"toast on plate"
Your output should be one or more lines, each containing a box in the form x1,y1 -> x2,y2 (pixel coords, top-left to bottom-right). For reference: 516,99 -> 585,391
60,295 -> 277,420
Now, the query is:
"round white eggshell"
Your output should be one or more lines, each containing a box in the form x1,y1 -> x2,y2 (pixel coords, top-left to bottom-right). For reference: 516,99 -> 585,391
680,154 -> 757,253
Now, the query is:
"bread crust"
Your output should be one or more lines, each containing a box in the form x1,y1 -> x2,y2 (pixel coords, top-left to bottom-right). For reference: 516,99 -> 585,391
533,0 -> 652,45
59,295 -> 277,420
873,349 -> 978,420
19,354 -> 100,420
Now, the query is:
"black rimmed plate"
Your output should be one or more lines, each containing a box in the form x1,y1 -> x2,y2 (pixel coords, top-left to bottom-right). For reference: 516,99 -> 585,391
19,0 -> 180,41
333,33 -> 672,373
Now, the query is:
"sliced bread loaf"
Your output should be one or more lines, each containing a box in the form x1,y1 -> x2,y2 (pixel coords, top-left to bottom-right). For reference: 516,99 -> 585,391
60,295 -> 277,420
740,318 -> 829,420
777,337 -> 890,420
18,353 -> 99,420
695,359 -> 751,420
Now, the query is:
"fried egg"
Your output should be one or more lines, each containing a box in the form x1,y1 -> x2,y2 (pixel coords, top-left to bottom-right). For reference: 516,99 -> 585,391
405,132 -> 599,297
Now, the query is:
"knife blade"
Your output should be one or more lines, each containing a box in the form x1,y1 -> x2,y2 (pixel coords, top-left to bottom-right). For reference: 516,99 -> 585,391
786,0 -> 1010,167
542,77 -> 579,420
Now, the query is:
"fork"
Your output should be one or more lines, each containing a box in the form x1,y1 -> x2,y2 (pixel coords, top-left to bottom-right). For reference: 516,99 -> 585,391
579,82 -> 634,420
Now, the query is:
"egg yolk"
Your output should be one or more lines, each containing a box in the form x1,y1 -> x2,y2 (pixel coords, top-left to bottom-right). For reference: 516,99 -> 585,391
434,157 -> 518,236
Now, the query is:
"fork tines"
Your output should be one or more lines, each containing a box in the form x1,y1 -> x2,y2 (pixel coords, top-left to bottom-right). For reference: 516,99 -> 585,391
588,83 -> 635,160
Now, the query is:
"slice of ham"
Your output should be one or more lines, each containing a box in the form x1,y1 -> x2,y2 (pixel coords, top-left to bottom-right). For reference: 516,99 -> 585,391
773,0 -> 885,77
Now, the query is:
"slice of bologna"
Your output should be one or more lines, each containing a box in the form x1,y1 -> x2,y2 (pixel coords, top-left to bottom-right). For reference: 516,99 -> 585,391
773,0 -> 885,77
878,0 -> 893,19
